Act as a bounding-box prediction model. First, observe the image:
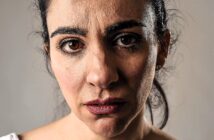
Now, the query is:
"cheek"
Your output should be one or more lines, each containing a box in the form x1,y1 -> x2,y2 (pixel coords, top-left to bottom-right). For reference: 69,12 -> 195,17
137,46 -> 157,102
53,64 -> 80,93
50,53 -> 85,107
120,49 -> 149,88
124,60 -> 146,90
122,45 -> 157,105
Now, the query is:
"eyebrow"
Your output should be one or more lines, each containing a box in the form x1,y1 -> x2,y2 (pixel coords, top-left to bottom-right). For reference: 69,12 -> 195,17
50,27 -> 87,38
105,20 -> 146,35
50,20 -> 145,38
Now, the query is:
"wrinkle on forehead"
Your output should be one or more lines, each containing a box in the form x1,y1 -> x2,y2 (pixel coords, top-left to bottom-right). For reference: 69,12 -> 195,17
47,0 -> 155,35
86,0 -> 146,28
47,0 -> 91,29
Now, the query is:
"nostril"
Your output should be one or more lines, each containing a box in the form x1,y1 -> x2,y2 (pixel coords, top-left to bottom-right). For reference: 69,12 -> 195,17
108,81 -> 119,90
86,70 -> 119,89
89,82 -> 95,87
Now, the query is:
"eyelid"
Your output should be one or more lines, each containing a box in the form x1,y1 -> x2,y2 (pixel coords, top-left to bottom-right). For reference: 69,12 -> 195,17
112,32 -> 143,44
58,35 -> 84,44
59,38 -> 78,46
57,37 -> 85,48
112,31 -> 142,39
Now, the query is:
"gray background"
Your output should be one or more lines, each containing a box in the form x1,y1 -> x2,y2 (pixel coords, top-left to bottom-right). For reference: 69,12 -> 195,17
0,0 -> 213,139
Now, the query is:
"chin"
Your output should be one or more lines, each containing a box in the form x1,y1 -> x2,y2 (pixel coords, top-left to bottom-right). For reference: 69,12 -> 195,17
89,116 -> 130,138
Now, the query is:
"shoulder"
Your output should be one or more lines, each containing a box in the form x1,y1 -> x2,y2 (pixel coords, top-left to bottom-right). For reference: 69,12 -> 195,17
0,133 -> 20,140
19,117 -> 67,140
19,124 -> 57,140
144,126 -> 176,140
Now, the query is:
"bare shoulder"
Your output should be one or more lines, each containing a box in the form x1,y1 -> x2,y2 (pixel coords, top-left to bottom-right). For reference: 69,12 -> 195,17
19,118 -> 66,140
144,126 -> 176,140
19,124 -> 55,140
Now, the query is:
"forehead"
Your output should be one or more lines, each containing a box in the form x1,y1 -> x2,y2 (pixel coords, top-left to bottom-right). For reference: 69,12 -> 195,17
47,0 -> 153,33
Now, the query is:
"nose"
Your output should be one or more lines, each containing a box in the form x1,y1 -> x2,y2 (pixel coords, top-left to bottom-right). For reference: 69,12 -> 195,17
86,47 -> 119,89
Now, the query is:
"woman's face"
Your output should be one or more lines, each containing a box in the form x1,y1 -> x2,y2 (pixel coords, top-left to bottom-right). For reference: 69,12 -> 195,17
47,0 -> 159,137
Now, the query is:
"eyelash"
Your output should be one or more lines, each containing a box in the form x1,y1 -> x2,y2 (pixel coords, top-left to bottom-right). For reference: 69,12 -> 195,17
111,33 -> 142,51
58,38 -> 85,55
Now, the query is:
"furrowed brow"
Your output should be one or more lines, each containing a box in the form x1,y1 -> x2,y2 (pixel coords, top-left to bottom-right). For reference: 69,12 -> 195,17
50,27 -> 88,38
105,20 -> 146,35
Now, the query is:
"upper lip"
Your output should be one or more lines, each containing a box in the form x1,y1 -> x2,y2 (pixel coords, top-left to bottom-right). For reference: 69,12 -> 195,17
84,98 -> 127,105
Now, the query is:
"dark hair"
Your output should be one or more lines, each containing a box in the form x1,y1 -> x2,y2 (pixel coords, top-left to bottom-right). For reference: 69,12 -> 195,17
36,0 -> 176,129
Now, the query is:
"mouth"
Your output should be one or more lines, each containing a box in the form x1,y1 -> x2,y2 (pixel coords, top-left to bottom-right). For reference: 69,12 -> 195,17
84,98 -> 127,115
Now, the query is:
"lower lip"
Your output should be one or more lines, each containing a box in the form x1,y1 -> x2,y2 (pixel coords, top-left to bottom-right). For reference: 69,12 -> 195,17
86,104 -> 124,115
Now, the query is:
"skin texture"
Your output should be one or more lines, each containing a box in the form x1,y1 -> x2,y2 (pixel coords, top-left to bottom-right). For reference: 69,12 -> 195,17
21,0 -> 174,139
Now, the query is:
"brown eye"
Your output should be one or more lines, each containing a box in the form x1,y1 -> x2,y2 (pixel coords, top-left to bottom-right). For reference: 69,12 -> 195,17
59,38 -> 84,54
114,33 -> 140,48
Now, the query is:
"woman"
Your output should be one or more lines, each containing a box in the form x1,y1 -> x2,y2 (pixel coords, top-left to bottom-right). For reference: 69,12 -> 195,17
1,0 -> 176,139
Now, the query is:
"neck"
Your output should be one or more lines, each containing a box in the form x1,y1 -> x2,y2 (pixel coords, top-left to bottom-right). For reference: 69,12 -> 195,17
59,112 -> 150,140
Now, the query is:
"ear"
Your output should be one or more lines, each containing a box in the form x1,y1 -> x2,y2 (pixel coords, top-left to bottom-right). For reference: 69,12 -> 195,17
43,43 -> 50,58
43,43 -> 55,76
156,30 -> 170,70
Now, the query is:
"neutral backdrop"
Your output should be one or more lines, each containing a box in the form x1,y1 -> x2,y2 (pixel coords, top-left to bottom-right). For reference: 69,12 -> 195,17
0,0 -> 213,140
